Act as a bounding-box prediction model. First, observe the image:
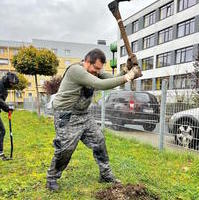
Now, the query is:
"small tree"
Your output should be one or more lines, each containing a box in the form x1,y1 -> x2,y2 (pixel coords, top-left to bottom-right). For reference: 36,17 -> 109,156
12,46 -> 59,115
12,74 -> 28,103
43,76 -> 62,96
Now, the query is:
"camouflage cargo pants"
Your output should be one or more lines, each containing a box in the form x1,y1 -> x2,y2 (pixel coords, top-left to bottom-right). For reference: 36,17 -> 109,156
47,110 -> 115,182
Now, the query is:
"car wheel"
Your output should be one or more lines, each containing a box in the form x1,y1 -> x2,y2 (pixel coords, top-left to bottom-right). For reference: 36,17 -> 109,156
174,119 -> 199,149
143,123 -> 156,131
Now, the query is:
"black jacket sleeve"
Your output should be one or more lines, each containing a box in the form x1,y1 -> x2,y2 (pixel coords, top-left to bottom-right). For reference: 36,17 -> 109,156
0,81 -> 9,112
0,98 -> 9,112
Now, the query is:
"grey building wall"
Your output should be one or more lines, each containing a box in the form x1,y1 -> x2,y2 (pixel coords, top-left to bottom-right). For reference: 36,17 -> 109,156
169,75 -> 174,90
195,15 -> 199,33
138,17 -> 144,30
172,24 -> 178,40
126,23 -> 132,36
155,9 -> 160,23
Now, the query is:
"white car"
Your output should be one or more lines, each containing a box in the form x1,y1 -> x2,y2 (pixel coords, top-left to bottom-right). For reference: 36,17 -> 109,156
169,108 -> 199,149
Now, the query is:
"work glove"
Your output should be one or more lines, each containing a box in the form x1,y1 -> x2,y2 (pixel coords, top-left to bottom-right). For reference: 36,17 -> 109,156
124,66 -> 142,82
8,105 -> 14,113
123,55 -> 138,73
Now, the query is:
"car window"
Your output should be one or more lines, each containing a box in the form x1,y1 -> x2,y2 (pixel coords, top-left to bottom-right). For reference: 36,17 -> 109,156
134,93 -> 150,102
107,95 -> 118,103
117,97 -> 129,103
107,92 -> 132,103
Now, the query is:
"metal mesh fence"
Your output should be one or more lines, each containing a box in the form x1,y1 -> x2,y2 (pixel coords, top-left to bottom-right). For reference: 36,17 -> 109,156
14,96 -> 49,115
89,79 -> 199,152
13,78 -> 199,152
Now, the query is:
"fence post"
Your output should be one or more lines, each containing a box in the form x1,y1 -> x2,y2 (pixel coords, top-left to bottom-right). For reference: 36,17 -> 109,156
101,90 -> 105,131
159,79 -> 168,151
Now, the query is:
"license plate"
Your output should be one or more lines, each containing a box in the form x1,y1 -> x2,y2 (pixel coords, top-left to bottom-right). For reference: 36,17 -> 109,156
143,108 -> 153,113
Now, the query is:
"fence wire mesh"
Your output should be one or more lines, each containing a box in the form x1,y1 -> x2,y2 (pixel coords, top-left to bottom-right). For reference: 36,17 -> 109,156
89,79 -> 199,152
13,77 -> 199,152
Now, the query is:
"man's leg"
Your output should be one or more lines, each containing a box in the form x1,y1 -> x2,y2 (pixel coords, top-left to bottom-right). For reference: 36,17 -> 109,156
81,114 -> 119,183
46,111 -> 83,190
0,117 -> 6,157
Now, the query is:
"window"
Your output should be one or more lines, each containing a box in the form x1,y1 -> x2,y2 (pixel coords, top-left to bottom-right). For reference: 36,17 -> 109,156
28,93 -> 32,97
144,11 -> 156,27
16,91 -> 22,98
177,18 -> 195,38
120,46 -> 127,57
65,49 -> 71,56
28,82 -> 32,88
157,52 -> 172,68
0,59 -> 9,65
132,20 -> 139,33
142,57 -> 153,71
160,2 -> 174,20
0,48 -> 6,54
158,27 -> 173,44
176,46 -> 193,64
143,34 -> 155,49
156,77 -> 170,90
141,79 -> 152,91
173,74 -> 192,89
134,93 -> 150,102
51,48 -> 57,54
40,80 -> 44,85
131,41 -> 138,53
178,0 -> 196,11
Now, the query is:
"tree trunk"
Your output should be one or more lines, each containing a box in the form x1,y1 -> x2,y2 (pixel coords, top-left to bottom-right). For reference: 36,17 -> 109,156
34,74 -> 40,116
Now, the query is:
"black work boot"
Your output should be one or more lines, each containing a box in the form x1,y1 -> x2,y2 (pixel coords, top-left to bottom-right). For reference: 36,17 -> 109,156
46,180 -> 59,191
99,175 -> 121,184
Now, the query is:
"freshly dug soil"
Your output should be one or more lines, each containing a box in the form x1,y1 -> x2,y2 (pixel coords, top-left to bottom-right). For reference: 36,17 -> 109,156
95,183 -> 160,200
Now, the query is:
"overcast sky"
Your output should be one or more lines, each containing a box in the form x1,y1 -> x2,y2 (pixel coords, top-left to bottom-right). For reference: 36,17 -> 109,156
0,0 -> 156,45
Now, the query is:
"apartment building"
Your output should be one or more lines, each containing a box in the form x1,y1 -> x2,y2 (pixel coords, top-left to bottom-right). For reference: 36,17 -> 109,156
0,39 -> 112,103
117,0 -> 199,98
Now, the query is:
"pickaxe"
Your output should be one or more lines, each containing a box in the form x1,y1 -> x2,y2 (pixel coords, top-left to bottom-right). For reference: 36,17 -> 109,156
108,0 -> 139,70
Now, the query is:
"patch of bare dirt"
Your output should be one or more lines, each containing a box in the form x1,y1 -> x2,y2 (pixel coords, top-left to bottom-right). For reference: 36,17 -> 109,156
95,183 -> 160,200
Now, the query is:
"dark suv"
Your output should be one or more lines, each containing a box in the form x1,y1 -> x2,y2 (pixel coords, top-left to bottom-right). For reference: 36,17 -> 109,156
90,90 -> 160,131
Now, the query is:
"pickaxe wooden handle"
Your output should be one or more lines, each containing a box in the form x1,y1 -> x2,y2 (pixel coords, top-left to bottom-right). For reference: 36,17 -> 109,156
108,0 -> 138,70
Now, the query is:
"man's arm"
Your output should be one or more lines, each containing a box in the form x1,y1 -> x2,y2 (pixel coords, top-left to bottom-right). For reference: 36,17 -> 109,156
68,65 -> 126,90
0,98 -> 9,112
98,70 -> 125,79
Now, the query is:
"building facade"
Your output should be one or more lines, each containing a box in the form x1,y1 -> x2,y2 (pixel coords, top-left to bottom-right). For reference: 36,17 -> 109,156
117,0 -> 199,100
0,39 -> 112,103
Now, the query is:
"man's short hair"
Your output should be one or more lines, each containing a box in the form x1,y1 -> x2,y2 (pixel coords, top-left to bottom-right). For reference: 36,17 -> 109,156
84,49 -> 106,64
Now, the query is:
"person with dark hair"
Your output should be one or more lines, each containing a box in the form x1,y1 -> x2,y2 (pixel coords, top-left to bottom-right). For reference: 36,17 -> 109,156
46,48 -> 142,191
0,72 -> 19,160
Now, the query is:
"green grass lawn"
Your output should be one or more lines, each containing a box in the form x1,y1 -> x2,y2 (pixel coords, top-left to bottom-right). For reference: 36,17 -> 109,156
0,111 -> 199,200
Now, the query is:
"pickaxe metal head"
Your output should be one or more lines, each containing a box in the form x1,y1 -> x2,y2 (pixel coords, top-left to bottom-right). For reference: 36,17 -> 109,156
108,0 -> 130,14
